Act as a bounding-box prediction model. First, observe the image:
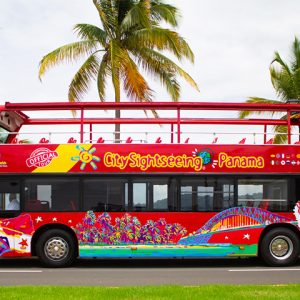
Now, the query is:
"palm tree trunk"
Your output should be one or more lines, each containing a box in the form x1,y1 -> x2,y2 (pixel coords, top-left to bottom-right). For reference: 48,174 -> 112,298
115,109 -> 121,143
114,73 -> 121,143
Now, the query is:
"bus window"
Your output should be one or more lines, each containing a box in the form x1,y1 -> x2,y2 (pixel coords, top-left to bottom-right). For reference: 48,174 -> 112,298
237,178 -> 288,211
180,177 -> 234,211
197,186 -> 213,211
83,178 -> 126,212
24,178 -> 79,211
0,180 -> 20,212
131,178 -> 170,211
153,184 -> 168,210
180,186 -> 193,211
133,183 -> 147,211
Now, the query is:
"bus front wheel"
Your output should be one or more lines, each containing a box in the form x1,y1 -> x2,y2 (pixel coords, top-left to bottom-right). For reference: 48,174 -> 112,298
260,227 -> 300,266
36,229 -> 76,267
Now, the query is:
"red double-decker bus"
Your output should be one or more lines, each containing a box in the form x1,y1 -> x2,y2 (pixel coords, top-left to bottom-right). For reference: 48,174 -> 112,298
0,101 -> 299,267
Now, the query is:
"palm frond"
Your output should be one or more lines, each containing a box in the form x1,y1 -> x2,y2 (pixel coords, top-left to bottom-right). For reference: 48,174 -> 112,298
68,54 -> 100,103
238,97 -> 283,119
270,66 -> 296,100
73,24 -> 107,47
291,36 -> 300,72
93,0 -> 117,38
39,41 -> 98,79
271,51 -> 291,75
150,2 -> 180,27
117,0 -> 134,25
120,50 -> 153,102
293,68 -> 300,98
157,71 -> 180,101
97,53 -> 110,101
142,48 -> 197,88
129,27 -> 194,62
133,48 -> 198,100
273,122 -> 288,144
121,1 -> 151,32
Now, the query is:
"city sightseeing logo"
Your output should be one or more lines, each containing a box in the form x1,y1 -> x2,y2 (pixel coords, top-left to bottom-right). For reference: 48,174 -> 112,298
26,148 -> 58,168
71,145 -> 100,170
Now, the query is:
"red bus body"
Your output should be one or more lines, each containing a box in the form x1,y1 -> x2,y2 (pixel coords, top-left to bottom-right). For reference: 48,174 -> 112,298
0,101 -> 299,266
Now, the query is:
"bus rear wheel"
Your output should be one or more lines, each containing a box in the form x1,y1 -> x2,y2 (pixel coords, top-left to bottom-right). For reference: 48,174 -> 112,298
260,228 -> 300,266
36,229 -> 76,267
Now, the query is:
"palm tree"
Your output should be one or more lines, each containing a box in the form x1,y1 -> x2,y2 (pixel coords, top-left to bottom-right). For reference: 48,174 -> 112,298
39,0 -> 199,142
239,37 -> 300,143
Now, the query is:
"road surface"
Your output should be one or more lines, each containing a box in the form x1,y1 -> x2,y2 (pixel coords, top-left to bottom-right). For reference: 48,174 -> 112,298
0,257 -> 300,286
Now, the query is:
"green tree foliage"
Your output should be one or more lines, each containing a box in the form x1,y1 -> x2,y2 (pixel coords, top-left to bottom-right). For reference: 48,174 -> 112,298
239,37 -> 300,143
39,0 -> 199,141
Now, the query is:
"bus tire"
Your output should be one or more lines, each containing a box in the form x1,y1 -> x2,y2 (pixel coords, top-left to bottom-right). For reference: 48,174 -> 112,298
260,227 -> 300,267
36,229 -> 76,267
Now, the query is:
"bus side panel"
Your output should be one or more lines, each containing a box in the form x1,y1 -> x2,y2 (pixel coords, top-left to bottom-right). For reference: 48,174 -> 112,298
0,206 -> 298,259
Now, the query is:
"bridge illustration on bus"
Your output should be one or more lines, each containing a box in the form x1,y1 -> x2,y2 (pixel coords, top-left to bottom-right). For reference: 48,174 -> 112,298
0,101 -> 299,267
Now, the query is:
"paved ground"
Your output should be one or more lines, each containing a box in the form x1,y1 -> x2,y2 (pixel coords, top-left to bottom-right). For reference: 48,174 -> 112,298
0,257 -> 300,286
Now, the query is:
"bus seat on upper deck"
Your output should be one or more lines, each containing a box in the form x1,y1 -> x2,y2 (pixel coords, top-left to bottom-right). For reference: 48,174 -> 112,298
67,137 -> 77,143
97,137 -> 105,143
39,137 -> 49,143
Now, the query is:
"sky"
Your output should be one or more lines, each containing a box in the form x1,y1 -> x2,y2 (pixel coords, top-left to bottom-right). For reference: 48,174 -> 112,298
0,0 -> 299,142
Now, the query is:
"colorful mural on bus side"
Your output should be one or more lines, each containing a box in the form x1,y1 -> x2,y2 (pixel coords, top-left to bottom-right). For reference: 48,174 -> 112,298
1,203 -> 299,258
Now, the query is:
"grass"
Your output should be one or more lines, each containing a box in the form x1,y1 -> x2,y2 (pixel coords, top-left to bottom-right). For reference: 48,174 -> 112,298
1,285 -> 300,300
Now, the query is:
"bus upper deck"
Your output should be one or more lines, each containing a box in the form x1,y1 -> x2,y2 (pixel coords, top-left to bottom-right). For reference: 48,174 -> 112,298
1,101 -> 300,145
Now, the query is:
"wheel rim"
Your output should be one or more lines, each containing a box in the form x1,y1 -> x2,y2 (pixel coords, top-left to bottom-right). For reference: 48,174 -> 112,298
44,237 -> 69,261
269,235 -> 293,260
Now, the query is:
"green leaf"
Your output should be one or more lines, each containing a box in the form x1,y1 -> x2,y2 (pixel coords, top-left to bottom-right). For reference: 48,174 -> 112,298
73,24 -> 107,47
151,2 -> 180,27
39,41 -> 98,79
238,97 -> 283,119
68,54 -> 100,103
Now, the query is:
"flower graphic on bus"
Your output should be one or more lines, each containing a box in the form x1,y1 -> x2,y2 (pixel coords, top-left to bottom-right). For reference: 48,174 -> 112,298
73,211 -> 187,245
71,145 -> 100,170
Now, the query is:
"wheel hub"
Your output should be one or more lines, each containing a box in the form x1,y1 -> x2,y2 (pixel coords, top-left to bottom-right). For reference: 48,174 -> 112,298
44,237 -> 69,261
269,235 -> 293,260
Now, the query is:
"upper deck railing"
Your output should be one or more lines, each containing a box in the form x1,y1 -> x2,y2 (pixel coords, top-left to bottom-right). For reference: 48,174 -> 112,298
1,101 -> 300,144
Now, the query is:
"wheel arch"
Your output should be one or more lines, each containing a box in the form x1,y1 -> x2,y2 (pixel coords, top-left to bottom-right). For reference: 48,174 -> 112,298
258,223 -> 300,256
31,224 -> 79,257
